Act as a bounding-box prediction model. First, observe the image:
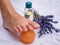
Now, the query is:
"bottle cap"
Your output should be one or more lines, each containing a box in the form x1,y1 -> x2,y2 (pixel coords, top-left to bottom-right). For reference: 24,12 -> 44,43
25,2 -> 32,8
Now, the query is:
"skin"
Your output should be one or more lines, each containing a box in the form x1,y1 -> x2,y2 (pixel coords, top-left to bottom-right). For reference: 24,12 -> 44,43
0,0 -> 40,34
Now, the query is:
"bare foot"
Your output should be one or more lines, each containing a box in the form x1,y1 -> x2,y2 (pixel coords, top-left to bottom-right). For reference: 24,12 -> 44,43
1,9 -> 40,34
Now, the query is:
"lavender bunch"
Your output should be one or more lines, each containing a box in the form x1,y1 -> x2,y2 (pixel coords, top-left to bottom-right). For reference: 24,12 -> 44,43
33,10 -> 60,38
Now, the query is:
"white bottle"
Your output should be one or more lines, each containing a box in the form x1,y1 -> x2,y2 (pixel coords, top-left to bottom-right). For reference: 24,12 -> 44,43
24,2 -> 34,21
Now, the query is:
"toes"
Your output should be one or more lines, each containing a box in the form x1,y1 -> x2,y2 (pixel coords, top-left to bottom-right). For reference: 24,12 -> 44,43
20,24 -> 28,31
29,21 -> 40,29
14,27 -> 19,33
16,25 -> 23,32
27,24 -> 34,30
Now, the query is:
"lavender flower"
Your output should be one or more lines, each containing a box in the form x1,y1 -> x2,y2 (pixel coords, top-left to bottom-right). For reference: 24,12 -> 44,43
33,10 -> 60,38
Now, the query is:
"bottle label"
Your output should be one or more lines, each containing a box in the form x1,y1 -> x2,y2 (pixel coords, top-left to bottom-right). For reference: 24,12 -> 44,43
25,11 -> 33,20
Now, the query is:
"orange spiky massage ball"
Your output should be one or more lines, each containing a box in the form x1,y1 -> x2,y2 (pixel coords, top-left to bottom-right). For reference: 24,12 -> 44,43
19,30 -> 35,44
